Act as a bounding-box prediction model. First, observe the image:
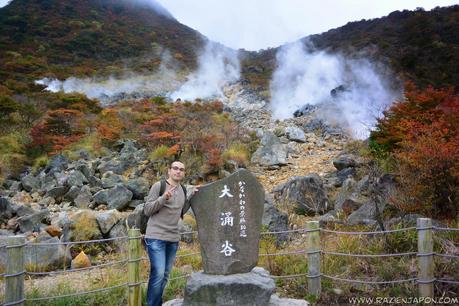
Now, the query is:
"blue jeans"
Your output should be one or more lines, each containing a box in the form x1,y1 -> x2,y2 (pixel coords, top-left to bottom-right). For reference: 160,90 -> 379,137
145,238 -> 179,306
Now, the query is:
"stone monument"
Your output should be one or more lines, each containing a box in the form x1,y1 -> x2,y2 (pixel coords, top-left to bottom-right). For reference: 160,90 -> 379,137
165,169 -> 308,306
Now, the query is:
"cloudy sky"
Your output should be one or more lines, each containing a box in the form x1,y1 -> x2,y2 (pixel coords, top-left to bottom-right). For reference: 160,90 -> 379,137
155,0 -> 457,50
0,0 -> 457,50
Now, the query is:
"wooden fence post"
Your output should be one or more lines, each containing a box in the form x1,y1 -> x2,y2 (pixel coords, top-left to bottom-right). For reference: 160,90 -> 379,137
306,221 -> 321,298
5,235 -> 25,306
417,218 -> 434,298
128,228 -> 142,306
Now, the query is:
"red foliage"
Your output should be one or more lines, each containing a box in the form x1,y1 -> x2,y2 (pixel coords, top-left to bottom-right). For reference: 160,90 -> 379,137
30,108 -> 85,154
373,82 -> 459,218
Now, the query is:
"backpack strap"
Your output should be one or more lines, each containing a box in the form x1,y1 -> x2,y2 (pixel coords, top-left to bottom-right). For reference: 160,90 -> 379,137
180,184 -> 187,219
159,179 -> 167,196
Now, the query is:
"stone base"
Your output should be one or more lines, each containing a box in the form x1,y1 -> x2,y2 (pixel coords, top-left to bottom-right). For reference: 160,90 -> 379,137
163,267 -> 309,306
164,294 -> 309,306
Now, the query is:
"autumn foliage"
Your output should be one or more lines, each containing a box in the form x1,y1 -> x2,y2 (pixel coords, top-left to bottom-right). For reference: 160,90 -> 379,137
371,82 -> 459,218
30,109 -> 85,155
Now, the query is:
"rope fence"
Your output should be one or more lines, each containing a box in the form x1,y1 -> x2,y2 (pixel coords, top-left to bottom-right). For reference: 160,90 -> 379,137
1,218 -> 458,305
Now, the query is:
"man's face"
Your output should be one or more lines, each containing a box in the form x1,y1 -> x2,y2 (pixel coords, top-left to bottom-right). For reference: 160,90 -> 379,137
168,161 -> 185,182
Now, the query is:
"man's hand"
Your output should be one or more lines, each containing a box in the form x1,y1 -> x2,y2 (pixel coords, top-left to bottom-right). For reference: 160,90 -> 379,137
164,185 -> 177,200
192,185 -> 201,195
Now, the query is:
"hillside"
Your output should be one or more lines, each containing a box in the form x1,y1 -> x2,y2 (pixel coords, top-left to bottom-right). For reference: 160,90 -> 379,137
0,0 -> 204,83
241,5 -> 459,91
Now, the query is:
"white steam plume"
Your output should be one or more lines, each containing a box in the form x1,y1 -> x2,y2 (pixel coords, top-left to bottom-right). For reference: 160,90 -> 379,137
270,41 -> 400,139
35,51 -> 180,103
170,41 -> 240,101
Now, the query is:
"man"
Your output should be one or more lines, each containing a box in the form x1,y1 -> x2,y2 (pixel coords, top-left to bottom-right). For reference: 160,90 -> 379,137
143,160 -> 198,306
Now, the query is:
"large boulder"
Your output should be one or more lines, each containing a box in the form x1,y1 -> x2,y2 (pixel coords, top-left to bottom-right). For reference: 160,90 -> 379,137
17,209 -> 49,233
67,210 -> 103,241
66,170 -> 88,187
94,185 -> 133,210
262,194 -> 289,246
0,235 -> 72,272
44,154 -> 69,174
274,174 -> 329,215
75,161 -> 93,179
96,209 -> 122,235
109,218 -> 128,250
127,203 -> 145,230
125,177 -> 150,200
0,197 -> 14,223
73,185 -> 92,208
21,174 -> 40,192
333,155 -> 357,171
101,172 -> 125,189
285,126 -> 306,143
25,235 -> 72,270
46,186 -> 69,199
251,132 -> 288,167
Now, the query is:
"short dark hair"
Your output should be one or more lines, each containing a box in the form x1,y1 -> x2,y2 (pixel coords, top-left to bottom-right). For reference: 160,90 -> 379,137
170,160 -> 184,167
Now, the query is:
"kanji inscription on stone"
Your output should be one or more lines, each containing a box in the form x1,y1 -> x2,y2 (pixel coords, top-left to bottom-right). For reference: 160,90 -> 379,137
190,169 -> 265,275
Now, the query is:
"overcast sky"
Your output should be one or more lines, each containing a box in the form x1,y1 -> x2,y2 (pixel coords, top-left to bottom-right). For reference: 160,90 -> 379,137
155,0 -> 458,50
1,0 -> 457,50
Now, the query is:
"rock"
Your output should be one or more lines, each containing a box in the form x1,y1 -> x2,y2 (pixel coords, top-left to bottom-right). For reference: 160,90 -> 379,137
9,180 -> 22,192
38,196 -> 55,207
179,218 -> 194,243
319,210 -> 341,226
93,189 -> 108,205
39,173 -> 57,194
96,209 -> 122,235
163,299 -> 183,306
53,171 -> 69,186
126,204 -> 145,231
275,174 -> 329,215
45,225 -> 62,237
251,132 -> 288,167
11,191 -> 34,205
183,267 -> 275,306
334,167 -> 356,187
66,170 -> 88,187
21,174 -> 40,192
109,218 -> 128,250
0,197 -> 14,223
75,161 -> 93,179
97,158 -> 127,175
71,251 -> 91,269
293,104 -> 316,117
17,209 -> 49,233
125,177 -> 150,200
87,175 -> 102,187
45,154 -> 69,174
285,126 -> 306,142
0,235 -> 71,272
269,294 -> 309,305
189,169 -> 265,275
128,200 -> 144,209
333,155 -> 357,171
74,185 -> 92,208
64,186 -> 80,201
15,204 -> 35,217
68,210 -> 103,241
347,201 -> 384,226
341,198 -> 362,216
101,171 -> 125,189
262,194 -> 289,246
95,184 -> 133,210
46,186 -> 69,199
